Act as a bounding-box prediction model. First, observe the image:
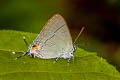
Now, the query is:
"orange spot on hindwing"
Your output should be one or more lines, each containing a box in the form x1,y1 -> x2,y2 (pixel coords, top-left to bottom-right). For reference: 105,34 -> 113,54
32,44 -> 38,50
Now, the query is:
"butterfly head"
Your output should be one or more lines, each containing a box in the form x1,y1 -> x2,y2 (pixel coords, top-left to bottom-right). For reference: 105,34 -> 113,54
27,43 -> 44,58
27,44 -> 38,57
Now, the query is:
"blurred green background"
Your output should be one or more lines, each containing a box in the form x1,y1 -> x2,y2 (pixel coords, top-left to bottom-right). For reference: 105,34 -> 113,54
0,0 -> 120,71
0,0 -> 66,32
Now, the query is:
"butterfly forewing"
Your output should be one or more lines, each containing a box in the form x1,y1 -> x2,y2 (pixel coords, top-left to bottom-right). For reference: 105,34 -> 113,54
33,14 -> 73,59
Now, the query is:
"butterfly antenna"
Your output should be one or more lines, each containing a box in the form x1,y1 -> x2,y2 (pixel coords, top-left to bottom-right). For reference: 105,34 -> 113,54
23,36 -> 29,48
73,27 -> 85,45
12,51 -> 28,60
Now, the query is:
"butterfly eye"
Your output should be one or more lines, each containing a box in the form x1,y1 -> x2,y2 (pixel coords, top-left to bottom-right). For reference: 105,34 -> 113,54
32,44 -> 38,50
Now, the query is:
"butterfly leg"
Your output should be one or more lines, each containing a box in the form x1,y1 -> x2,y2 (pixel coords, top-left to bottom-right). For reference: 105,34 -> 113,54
12,51 -> 27,60
53,54 -> 63,63
67,55 -> 74,65
53,57 -> 59,63
67,57 -> 71,65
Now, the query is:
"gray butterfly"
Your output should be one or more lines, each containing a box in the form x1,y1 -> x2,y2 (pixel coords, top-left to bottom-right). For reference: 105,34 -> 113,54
13,14 -> 84,63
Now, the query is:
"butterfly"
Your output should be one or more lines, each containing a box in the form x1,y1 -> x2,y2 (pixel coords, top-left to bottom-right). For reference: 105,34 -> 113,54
13,14 -> 84,63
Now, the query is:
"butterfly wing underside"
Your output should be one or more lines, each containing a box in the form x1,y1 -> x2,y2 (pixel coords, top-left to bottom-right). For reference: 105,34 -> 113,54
34,14 -> 73,59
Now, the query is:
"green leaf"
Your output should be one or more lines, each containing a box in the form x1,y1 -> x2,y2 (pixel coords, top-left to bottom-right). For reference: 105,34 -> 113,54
0,30 -> 120,80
